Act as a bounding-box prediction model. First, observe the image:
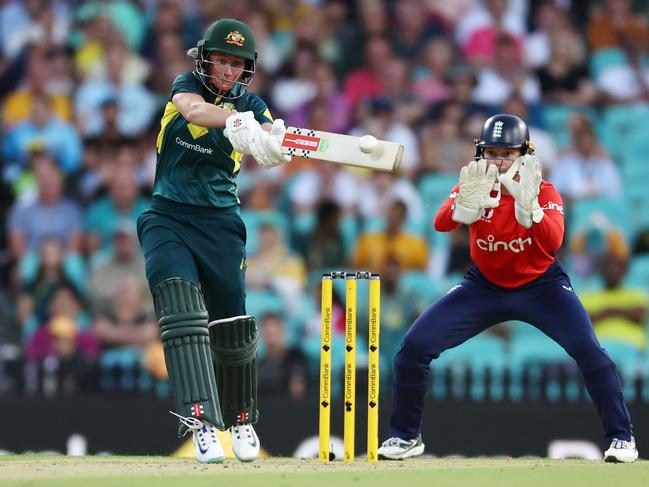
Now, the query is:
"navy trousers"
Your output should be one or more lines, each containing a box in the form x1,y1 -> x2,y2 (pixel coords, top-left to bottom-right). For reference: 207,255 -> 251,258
390,262 -> 633,442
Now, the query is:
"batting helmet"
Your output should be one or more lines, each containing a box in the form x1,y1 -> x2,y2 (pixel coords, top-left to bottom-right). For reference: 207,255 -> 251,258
474,114 -> 535,159
189,19 -> 257,99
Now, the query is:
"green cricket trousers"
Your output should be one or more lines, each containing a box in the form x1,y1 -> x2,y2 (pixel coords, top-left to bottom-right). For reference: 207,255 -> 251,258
137,196 -> 247,321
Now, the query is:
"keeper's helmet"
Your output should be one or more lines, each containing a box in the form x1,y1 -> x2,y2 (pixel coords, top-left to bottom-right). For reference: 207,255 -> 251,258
188,18 -> 257,99
474,114 -> 535,159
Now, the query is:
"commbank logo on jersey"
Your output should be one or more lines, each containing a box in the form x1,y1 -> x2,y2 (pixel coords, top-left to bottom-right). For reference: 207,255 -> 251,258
476,235 -> 532,253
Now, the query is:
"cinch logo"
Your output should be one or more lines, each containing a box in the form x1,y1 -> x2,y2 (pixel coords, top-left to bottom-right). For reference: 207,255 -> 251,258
492,121 -> 504,139
541,201 -> 564,214
476,235 -> 532,253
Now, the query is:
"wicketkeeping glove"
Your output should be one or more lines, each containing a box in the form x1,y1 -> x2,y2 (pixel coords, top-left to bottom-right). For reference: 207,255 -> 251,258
452,159 -> 501,225
224,111 -> 263,155
249,119 -> 292,169
498,154 -> 544,228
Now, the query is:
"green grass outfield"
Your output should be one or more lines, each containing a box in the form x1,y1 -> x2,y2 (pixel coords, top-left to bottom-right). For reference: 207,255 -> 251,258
1,456 -> 648,487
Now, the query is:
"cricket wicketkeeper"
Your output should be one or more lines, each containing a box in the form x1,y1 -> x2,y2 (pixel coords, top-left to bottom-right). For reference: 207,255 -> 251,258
137,18 -> 291,463
377,114 -> 638,463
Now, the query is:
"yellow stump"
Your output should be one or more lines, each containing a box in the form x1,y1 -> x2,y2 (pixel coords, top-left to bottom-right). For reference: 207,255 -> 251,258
319,275 -> 333,462
344,275 -> 357,462
367,275 -> 381,461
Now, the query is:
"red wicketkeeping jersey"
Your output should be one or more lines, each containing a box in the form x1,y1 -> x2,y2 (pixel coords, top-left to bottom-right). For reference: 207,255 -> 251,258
434,181 -> 565,288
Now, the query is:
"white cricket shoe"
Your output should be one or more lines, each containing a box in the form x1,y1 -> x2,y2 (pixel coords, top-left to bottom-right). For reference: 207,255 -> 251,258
192,422 -> 226,463
604,437 -> 638,463
231,423 -> 260,462
378,436 -> 425,460
170,411 -> 225,464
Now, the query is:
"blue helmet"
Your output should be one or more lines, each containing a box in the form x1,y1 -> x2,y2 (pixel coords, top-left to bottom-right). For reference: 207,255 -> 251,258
474,114 -> 535,159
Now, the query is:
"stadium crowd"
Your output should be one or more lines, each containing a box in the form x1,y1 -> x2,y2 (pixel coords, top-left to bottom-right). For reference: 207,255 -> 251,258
1,0 -> 649,401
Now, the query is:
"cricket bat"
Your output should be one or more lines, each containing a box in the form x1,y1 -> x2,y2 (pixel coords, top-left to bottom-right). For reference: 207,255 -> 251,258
280,127 -> 403,172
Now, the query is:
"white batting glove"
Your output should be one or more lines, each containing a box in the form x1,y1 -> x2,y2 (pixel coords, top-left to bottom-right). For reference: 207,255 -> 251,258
499,154 -> 544,228
224,111 -> 263,155
249,119 -> 291,169
452,159 -> 501,225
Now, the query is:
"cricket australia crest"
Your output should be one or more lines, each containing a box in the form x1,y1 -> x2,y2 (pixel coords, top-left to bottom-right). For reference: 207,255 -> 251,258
225,31 -> 245,46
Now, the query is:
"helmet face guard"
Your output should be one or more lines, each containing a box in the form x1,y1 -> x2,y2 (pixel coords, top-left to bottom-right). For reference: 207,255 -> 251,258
193,41 -> 256,100
474,114 -> 535,160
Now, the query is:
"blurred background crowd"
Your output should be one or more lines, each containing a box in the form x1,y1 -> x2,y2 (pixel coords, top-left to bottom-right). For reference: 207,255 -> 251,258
1,0 -> 649,404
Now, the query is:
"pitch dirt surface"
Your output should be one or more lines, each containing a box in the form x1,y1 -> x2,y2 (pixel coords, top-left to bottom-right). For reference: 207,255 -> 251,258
1,455 -> 648,487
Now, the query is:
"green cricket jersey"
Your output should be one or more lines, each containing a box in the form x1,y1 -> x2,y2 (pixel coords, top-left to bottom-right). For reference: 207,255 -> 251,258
153,72 -> 273,207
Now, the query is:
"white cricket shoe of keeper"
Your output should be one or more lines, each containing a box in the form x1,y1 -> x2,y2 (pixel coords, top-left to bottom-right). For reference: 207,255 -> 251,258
170,411 -> 225,464
604,437 -> 638,463
231,423 -> 260,462
378,436 -> 425,460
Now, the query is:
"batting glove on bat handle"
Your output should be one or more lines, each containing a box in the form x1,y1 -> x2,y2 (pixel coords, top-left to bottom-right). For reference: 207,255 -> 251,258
268,119 -> 291,163
224,111 -> 262,156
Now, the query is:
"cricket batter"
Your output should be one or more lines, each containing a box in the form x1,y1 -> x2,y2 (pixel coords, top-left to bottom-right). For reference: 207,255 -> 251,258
378,114 -> 638,463
137,18 -> 291,463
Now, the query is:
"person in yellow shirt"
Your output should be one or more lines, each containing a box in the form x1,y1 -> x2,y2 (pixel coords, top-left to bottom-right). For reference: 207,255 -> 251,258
351,200 -> 429,271
2,57 -> 71,127
581,252 -> 648,349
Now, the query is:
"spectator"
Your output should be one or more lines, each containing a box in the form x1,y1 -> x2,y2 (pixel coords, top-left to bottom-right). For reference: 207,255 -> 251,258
17,239 -> 85,335
419,100 -> 474,175
357,170 -> 424,226
412,37 -> 454,105
288,162 -> 360,217
74,36 -> 156,137
388,0 -> 446,60
587,0 -> 649,52
2,53 -> 72,127
456,0 -> 525,59
271,45 -> 317,115
569,212 -> 629,278
472,33 -> 541,108
536,26 -> 596,105
581,252 -> 648,349
246,223 -> 307,314
550,115 -> 622,201
74,0 -> 145,52
595,30 -> 649,104
84,167 -> 149,257
381,58 -> 425,126
91,275 -> 158,351
524,2 -> 572,69
343,36 -> 393,109
336,0 -> 388,77
286,61 -> 350,134
139,0 -> 202,63
258,313 -> 309,400
87,219 -> 148,315
294,199 -> 347,272
2,94 -> 82,179
351,200 -> 428,271
0,0 -> 70,61
25,314 -> 100,396
7,154 -> 83,260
